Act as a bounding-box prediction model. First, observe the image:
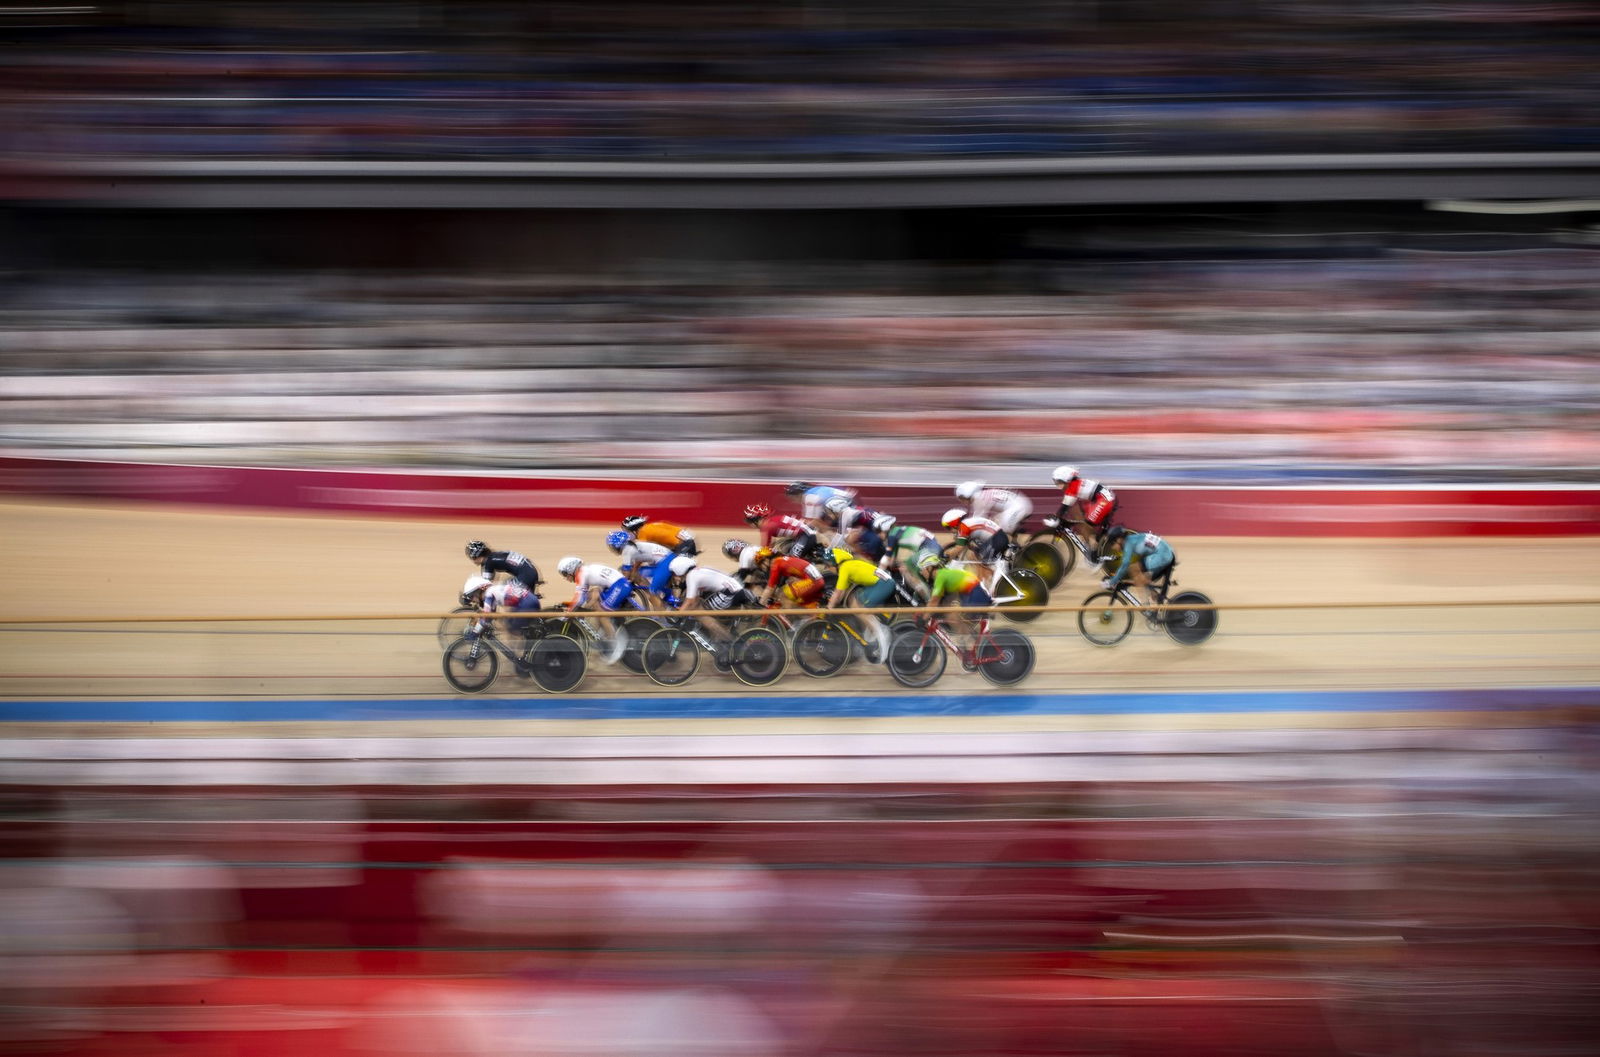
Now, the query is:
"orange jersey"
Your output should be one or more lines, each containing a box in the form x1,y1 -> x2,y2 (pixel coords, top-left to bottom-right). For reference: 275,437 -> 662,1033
638,521 -> 694,550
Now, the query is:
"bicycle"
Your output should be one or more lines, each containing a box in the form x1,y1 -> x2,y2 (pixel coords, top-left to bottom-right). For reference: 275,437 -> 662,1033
884,614 -> 1035,689
1017,515 -> 1115,589
441,615 -> 587,694
639,615 -> 789,688
939,541 -> 1050,624
1076,564 -> 1217,647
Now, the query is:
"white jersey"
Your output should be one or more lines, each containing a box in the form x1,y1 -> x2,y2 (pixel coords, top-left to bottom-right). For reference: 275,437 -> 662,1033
619,539 -> 671,572
482,581 -> 536,611
971,487 -> 1033,534
683,566 -> 744,601
570,563 -> 624,605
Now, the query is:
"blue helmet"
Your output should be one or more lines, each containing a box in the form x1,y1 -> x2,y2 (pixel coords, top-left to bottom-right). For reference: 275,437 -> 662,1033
605,530 -> 632,552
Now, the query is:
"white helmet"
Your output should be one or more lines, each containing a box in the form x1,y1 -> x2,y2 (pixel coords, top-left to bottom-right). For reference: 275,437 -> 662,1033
461,574 -> 492,600
668,554 -> 697,577
954,480 -> 983,502
870,512 -> 897,534
941,508 -> 967,528
824,494 -> 850,515
556,555 -> 582,580
1051,464 -> 1079,486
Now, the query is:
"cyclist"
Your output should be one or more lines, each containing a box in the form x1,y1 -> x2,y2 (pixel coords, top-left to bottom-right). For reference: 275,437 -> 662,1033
554,555 -> 634,663
940,508 -> 1009,586
1100,526 -> 1175,606
673,556 -> 757,665
728,539 -> 826,609
464,540 -> 541,592
787,481 -> 856,533
919,552 -> 993,649
827,498 -> 893,560
879,522 -> 942,601
620,515 -> 698,557
955,480 -> 1033,536
460,572 -> 542,648
826,547 -> 899,611
1050,466 -> 1119,551
607,529 -> 677,609
745,503 -> 821,559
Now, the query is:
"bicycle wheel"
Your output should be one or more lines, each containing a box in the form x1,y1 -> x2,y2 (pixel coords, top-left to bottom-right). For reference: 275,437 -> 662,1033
997,567 -> 1050,624
1077,591 -> 1134,647
641,626 -> 700,687
791,618 -> 852,677
620,616 -> 662,674
976,627 -> 1035,686
730,626 -> 788,687
528,635 -> 587,693
1162,590 -> 1218,646
436,606 -> 478,649
442,635 -> 499,693
1019,536 -> 1068,588
886,623 -> 947,689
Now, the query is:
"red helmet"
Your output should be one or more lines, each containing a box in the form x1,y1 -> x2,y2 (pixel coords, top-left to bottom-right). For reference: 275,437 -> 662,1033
743,503 -> 771,525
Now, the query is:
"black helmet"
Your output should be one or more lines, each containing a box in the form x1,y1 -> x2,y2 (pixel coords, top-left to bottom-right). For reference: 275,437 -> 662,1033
621,515 -> 648,532
465,540 -> 488,560
785,481 -> 812,497
1104,524 -> 1129,542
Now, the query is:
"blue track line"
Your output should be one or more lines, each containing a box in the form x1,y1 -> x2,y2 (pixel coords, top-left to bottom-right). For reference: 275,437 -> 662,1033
1,687 -> 1596,723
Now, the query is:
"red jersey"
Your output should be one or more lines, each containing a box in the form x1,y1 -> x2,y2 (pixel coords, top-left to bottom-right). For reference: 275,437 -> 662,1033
759,513 -> 814,548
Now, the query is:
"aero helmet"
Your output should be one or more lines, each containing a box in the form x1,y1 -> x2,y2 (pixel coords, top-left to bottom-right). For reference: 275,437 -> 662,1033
556,556 -> 582,579
954,480 -> 983,502
668,554 -> 697,577
785,481 -> 812,497
918,551 -> 945,572
1051,465 -> 1079,486
465,540 -> 488,560
743,503 -> 771,525
621,515 -> 648,532
722,538 -> 748,560
824,494 -> 849,515
605,530 -> 632,552
941,508 -> 967,529
870,512 -> 897,534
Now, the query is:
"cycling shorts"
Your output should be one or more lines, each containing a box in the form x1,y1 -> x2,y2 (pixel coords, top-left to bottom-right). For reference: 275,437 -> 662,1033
645,560 -> 676,596
959,585 -> 994,608
854,577 -> 897,608
970,531 -> 1009,564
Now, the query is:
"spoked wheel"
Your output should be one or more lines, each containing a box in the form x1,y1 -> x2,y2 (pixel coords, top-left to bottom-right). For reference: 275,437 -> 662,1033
886,623 -> 947,689
620,617 -> 663,674
436,606 -> 479,650
1162,590 -> 1218,646
641,626 -> 700,687
1019,536 -> 1068,589
442,635 -> 499,693
976,627 -> 1035,686
1077,591 -> 1134,647
730,627 -> 788,687
528,635 -> 587,693
791,618 -> 853,678
997,567 -> 1050,624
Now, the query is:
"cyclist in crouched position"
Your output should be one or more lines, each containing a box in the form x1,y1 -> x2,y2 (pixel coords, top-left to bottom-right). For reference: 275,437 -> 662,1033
918,552 -> 993,654
1100,526 -> 1175,606
554,555 -> 636,664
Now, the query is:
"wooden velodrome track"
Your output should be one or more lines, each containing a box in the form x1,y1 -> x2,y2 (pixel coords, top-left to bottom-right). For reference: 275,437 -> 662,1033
2,497 -> 1598,740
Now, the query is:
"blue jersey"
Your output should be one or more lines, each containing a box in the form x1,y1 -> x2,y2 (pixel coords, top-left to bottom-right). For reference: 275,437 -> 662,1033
1109,532 -> 1173,582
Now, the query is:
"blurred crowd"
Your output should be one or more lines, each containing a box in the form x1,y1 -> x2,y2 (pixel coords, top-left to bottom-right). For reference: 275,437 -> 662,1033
2,0 -> 1596,163
2,246 -> 1597,484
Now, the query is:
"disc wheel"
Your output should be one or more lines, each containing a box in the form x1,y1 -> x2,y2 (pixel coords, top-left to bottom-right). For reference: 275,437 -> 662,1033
1162,590 -> 1218,646
791,618 -> 852,678
528,635 -> 587,693
886,623 -> 947,689
442,636 -> 499,693
436,606 -> 479,650
1078,590 -> 1134,647
730,627 -> 788,687
997,567 -> 1050,624
620,616 -> 662,674
976,627 -> 1035,686
641,626 -> 701,687
1018,537 -> 1068,589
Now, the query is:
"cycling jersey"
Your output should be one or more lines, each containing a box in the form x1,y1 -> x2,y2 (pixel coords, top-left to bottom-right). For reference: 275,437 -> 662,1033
947,515 -> 1008,562
570,563 -> 636,610
479,580 -> 541,637
481,550 -> 541,591
758,512 -> 816,552
928,565 -> 992,607
619,538 -> 675,595
638,520 -> 697,555
1108,531 -> 1174,583
802,484 -> 855,521
832,555 -> 897,607
766,554 -> 825,606
970,487 -> 1033,534
683,566 -> 749,609
1061,479 -> 1117,526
